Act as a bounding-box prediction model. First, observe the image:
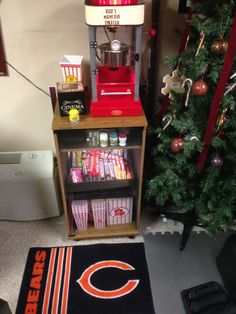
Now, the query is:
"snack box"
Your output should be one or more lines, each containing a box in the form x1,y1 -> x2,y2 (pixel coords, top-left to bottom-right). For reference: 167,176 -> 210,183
106,197 -> 133,225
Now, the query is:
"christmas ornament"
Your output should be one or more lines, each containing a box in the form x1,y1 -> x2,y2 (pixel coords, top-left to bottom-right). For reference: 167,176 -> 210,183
170,137 -> 184,153
182,78 -> 193,107
161,69 -> 186,99
192,79 -> 209,96
162,114 -> 173,130
195,31 -> 205,57
184,135 -> 200,142
148,28 -> 157,37
190,136 -> 200,141
211,154 -> 223,167
217,108 -> 227,127
211,39 -> 228,54
224,82 -> 236,96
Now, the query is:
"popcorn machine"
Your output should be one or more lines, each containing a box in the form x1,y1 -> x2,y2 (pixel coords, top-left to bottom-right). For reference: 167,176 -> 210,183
85,0 -> 145,116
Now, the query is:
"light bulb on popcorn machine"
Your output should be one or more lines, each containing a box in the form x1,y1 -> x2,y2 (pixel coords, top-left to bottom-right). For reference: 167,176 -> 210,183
85,0 -> 144,117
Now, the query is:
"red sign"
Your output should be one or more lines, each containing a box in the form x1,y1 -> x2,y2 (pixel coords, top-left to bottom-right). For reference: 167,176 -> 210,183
90,0 -> 137,5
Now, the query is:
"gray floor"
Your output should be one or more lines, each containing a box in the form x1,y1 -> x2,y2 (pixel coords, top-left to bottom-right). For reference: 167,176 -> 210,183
0,209 -> 227,314
144,232 -> 231,314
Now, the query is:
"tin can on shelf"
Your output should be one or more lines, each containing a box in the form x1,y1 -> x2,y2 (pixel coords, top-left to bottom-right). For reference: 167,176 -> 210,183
109,131 -> 118,146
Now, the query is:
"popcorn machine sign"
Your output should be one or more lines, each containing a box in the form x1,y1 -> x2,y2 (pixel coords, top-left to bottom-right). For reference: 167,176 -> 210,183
85,4 -> 145,26
104,8 -> 120,26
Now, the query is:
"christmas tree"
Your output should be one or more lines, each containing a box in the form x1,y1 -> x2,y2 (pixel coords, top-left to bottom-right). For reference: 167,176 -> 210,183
145,0 -> 236,234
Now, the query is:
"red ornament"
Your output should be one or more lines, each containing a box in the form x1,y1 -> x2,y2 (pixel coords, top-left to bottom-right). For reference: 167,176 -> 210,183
148,28 -> 157,38
170,137 -> 184,153
192,79 -> 209,96
211,39 -> 228,54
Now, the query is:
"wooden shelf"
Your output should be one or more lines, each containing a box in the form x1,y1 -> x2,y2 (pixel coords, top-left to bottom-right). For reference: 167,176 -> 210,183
56,126 -> 144,150
52,103 -> 148,131
69,222 -> 138,240
52,102 -> 147,240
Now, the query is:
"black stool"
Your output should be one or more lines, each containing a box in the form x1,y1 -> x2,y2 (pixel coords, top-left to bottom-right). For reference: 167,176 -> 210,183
217,233 -> 236,304
181,281 -> 236,313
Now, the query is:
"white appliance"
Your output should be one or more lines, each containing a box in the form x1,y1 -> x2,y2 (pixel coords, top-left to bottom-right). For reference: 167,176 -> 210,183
0,151 -> 61,221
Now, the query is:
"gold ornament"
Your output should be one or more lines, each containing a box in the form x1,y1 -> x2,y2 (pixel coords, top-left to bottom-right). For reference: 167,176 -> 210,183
215,108 -> 228,133
161,69 -> 186,99
211,39 -> 228,55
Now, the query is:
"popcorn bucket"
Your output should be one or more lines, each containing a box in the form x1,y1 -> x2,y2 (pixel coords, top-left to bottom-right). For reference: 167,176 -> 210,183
106,197 -> 133,225
91,199 -> 106,229
60,55 -> 83,82
71,200 -> 88,230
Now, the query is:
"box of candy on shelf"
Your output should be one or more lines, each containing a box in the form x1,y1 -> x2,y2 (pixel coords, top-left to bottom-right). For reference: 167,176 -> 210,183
69,149 -> 132,184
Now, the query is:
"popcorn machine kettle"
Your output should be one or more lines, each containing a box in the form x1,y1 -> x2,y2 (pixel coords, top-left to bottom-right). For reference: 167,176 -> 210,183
85,0 -> 145,116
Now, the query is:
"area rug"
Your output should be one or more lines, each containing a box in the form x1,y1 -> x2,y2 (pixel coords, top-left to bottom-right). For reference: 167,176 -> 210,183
144,231 -> 233,314
16,242 -> 155,314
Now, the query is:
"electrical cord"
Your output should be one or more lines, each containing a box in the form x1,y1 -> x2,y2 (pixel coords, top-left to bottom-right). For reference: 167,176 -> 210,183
5,61 -> 51,97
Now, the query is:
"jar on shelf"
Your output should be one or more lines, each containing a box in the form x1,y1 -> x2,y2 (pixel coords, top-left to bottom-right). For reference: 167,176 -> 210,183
100,131 -> 108,147
86,130 -> 99,147
119,132 -> 127,146
68,108 -> 80,124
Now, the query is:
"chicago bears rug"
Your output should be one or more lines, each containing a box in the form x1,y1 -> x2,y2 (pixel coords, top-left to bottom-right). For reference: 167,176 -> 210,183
16,242 -> 155,314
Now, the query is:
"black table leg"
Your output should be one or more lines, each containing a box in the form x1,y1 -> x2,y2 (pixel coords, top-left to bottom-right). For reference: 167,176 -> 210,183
151,209 -> 204,251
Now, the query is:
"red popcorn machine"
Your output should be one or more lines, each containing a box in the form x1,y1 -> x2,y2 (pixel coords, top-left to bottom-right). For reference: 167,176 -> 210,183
85,0 -> 145,116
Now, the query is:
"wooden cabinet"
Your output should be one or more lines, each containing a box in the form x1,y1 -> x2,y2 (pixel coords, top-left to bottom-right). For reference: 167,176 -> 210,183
52,104 -> 148,240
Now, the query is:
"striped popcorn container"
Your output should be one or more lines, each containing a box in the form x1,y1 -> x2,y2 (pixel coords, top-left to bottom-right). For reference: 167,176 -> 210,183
106,197 -> 133,225
71,200 -> 88,231
91,199 -> 106,229
60,55 -> 83,82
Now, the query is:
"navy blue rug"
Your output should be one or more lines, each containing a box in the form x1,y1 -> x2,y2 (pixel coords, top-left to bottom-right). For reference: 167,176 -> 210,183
16,242 -> 155,314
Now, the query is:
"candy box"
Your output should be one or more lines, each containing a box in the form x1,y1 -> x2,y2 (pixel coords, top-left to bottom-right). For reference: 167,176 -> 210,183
91,199 -> 106,229
71,199 -> 88,230
106,197 -> 133,225
57,82 -> 87,116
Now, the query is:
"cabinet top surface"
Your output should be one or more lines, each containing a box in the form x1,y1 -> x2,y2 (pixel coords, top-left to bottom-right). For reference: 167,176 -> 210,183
52,104 -> 148,131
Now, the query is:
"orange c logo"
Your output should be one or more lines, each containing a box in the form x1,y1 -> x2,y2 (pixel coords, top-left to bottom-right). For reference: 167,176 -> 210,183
77,260 -> 139,299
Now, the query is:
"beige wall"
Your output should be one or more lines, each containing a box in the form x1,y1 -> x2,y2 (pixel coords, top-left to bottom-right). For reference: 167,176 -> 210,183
1,0 -> 89,152
0,0 -> 184,152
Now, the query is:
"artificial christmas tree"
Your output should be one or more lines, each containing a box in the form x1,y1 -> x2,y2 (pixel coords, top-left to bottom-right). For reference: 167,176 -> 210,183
145,0 -> 236,239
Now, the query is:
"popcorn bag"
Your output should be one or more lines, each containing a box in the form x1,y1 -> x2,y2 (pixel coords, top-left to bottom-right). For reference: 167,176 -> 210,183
71,200 -> 88,230
106,197 -> 133,225
91,199 -> 106,229
60,55 -> 83,82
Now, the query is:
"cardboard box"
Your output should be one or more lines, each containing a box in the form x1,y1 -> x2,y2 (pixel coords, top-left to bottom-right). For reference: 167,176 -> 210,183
106,197 -> 133,225
60,55 -> 83,82
91,199 -> 106,229
71,200 -> 88,231
57,82 -> 87,116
